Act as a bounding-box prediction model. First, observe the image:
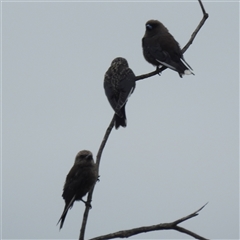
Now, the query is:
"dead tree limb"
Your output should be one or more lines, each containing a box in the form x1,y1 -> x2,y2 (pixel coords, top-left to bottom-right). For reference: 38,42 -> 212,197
135,0 -> 209,81
89,203 -> 209,240
79,115 -> 115,240
79,0 -> 209,239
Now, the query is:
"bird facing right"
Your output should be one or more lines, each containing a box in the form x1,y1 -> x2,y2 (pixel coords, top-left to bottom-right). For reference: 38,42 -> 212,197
142,19 -> 194,78
57,150 -> 98,230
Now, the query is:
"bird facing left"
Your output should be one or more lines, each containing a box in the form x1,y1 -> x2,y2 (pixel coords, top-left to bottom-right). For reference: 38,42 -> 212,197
142,19 -> 194,77
57,150 -> 98,230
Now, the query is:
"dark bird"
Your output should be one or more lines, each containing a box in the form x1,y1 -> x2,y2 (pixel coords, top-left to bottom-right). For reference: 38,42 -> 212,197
57,150 -> 98,230
142,19 -> 194,77
104,57 -> 136,129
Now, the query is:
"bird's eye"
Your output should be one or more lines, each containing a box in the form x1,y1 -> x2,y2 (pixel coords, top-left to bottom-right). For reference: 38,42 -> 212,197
146,24 -> 153,30
86,155 -> 92,160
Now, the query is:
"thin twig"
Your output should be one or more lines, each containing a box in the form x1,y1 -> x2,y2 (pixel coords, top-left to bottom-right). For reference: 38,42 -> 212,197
174,226 -> 208,240
79,115 -> 115,240
181,0 -> 209,54
173,202 -> 208,225
135,0 -> 209,81
89,203 -> 209,240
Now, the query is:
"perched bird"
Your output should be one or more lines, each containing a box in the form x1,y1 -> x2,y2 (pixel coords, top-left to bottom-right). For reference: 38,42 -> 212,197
104,57 -> 136,129
57,150 -> 98,230
142,19 -> 194,77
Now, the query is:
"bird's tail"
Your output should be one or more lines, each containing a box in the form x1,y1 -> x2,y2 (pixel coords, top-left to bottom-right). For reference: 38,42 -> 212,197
115,105 -> 127,129
180,58 -> 194,76
57,195 -> 76,230
156,58 -> 194,77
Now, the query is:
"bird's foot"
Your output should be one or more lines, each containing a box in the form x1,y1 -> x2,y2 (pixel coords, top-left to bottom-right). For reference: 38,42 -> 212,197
81,199 -> 92,208
156,66 -> 161,76
85,202 -> 92,208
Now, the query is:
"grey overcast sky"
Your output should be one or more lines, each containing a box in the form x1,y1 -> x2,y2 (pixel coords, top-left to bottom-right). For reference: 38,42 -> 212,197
1,1 -> 239,239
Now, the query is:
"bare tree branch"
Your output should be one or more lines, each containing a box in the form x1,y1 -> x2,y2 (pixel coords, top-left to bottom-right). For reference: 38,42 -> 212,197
79,115 -> 115,240
135,0 -> 209,81
181,0 -> 209,54
89,203 -> 209,240
174,226 -> 208,240
78,1 -> 209,239
172,202 -> 208,225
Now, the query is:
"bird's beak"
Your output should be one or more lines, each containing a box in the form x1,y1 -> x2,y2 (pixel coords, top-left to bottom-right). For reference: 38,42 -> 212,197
146,24 -> 152,30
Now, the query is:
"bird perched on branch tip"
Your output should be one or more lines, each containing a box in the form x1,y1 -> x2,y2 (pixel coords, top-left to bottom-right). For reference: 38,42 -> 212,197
142,19 -> 194,78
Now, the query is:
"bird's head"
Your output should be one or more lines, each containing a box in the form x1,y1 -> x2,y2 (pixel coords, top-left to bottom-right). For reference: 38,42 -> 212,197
145,20 -> 168,35
111,57 -> 129,68
75,150 -> 93,164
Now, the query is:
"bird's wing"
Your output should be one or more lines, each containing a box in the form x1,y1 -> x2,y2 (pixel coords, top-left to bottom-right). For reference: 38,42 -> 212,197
65,165 -> 82,184
103,74 -> 117,109
148,44 -> 179,71
150,46 -> 169,62
103,80 -> 119,111
180,58 -> 194,71
143,36 -> 181,71
62,165 -> 85,198
156,59 -> 177,71
116,70 -> 135,111
143,38 -> 168,60
63,164 -> 97,199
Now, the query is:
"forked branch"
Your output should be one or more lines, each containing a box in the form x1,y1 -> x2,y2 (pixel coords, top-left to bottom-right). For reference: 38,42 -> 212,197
89,203 -> 209,240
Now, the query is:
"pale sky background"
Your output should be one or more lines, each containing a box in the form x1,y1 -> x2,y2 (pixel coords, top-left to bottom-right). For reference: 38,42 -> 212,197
1,1 -> 239,239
